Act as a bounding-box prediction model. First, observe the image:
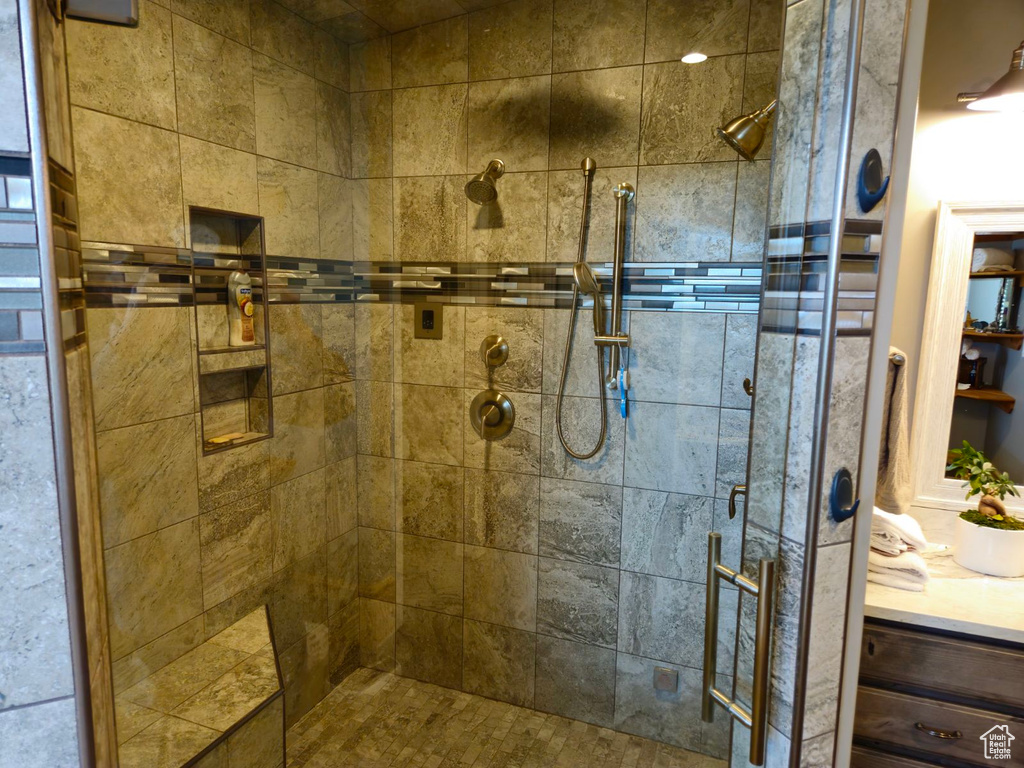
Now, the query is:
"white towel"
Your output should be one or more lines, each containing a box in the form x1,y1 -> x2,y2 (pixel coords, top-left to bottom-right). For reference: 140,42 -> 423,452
972,247 -> 1015,272
876,348 -> 912,515
871,507 -> 928,552
867,549 -> 930,592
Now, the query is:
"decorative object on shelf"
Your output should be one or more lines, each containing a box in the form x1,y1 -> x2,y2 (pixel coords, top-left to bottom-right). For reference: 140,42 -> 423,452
228,269 -> 256,347
957,355 -> 986,389
947,441 -> 1024,577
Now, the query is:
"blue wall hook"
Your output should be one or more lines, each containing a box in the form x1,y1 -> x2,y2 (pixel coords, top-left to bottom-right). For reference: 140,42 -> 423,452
857,148 -> 890,213
830,467 -> 860,523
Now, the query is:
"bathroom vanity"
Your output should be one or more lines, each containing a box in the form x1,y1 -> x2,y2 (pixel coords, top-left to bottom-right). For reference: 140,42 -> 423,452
854,551 -> 1024,766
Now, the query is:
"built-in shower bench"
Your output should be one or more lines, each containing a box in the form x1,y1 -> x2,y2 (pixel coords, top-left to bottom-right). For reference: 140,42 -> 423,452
113,607 -> 285,768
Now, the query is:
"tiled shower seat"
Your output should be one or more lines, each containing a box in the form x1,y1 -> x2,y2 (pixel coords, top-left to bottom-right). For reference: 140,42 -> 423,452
114,608 -> 285,768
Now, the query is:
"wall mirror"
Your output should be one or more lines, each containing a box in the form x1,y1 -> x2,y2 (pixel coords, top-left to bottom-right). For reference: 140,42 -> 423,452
912,201 -> 1024,513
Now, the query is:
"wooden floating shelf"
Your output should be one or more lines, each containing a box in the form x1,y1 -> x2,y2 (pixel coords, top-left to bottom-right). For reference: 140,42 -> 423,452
955,387 -> 1016,414
969,270 -> 1024,279
962,330 -> 1024,350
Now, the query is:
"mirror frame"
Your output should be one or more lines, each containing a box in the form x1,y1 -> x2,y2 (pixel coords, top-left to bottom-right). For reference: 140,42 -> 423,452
912,200 -> 1024,514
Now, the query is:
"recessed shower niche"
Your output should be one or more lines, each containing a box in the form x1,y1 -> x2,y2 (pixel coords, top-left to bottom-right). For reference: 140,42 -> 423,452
189,208 -> 273,454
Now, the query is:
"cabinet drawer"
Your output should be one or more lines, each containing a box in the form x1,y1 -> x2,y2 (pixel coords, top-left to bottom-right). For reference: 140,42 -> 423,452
861,622 -> 1024,711
855,687 -> 1024,766
851,746 -> 937,767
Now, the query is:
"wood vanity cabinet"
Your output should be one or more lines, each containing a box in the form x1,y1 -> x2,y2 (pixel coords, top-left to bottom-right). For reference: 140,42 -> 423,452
853,619 -> 1024,767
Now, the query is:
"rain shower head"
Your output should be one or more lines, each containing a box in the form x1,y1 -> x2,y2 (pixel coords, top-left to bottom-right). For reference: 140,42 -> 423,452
717,99 -> 777,161
465,159 -> 505,205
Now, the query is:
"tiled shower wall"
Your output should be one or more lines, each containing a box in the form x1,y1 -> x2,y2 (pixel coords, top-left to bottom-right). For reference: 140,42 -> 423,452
344,0 -> 781,757
65,0 -> 358,730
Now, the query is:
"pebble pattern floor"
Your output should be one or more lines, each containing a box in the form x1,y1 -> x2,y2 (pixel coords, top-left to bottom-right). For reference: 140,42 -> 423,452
287,668 -> 727,768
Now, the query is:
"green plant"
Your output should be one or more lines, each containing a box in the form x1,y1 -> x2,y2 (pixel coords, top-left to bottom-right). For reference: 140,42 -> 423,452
959,509 -> 1024,531
947,440 -> 1021,501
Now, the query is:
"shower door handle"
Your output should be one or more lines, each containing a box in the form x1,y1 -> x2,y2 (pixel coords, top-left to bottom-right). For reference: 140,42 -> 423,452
702,532 -> 775,766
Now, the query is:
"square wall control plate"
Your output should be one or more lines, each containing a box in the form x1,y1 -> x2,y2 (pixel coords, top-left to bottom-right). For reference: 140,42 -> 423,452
414,303 -> 443,340
65,0 -> 139,26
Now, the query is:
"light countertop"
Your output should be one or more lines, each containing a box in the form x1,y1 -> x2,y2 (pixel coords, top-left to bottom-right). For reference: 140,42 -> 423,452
864,547 -> 1024,644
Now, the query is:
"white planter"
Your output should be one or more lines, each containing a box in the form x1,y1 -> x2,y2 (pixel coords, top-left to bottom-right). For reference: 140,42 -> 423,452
953,516 -> 1024,577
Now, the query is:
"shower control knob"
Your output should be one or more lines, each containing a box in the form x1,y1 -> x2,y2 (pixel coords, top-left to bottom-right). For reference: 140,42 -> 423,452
470,390 -> 515,441
480,335 -> 509,367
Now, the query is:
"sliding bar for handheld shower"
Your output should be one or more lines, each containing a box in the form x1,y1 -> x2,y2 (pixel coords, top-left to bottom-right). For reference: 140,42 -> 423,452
604,182 -> 634,389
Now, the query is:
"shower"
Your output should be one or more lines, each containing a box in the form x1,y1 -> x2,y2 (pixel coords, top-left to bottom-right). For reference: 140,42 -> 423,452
718,99 -> 777,160
465,158 -> 505,204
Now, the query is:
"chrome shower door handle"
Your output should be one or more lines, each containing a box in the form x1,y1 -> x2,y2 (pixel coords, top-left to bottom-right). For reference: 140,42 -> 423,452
702,532 -> 776,766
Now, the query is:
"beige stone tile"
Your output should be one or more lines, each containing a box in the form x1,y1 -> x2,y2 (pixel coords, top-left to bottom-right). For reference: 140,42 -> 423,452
316,82 -> 351,176
546,164 -> 637,263
395,304 -> 464,387
468,76 -> 550,173
468,0 -> 552,80
225,694 -> 284,768
462,619 -> 535,707
645,0 -> 749,62
397,534 -> 463,614
105,518 -> 205,658
395,384 -> 463,466
359,598 -> 395,671
466,171 -> 547,262
114,695 -> 162,745
271,468 -> 326,570
464,468 -> 539,554
639,57 -> 746,165
325,456 -> 357,539
206,608 -> 271,655
749,0 -> 783,51
463,388 -> 542,473
396,461 -> 463,541
392,15 -> 467,88
314,27 -> 350,90
269,388 -> 326,484
269,304 -> 323,394
269,546 -> 328,650
549,67 -> 642,170
627,311 -> 726,405
538,476 -> 622,567
552,0 -> 645,71
257,157 -> 319,258
358,528 -> 395,601
250,0 -> 316,75
350,90 -> 392,178
172,0 -> 250,44
328,601 -> 359,685
121,642 -> 248,712
118,714 -> 220,768
325,381 -> 357,463
539,394 -> 626,485
73,107 -> 184,246
172,655 -> 279,731
87,306 -> 193,431
356,454 -> 394,529
320,11 -> 388,45
393,84 -> 467,176
321,303 -> 355,383
180,137 -> 259,218
395,606 -> 462,689
634,163 -> 736,262
352,178 -> 393,261
112,617 -> 206,694
327,528 -> 358,614
254,53 -> 317,168
355,380 -> 393,457
354,303 -> 393,381
197,436 -> 270,514
537,557 -> 618,647
535,635 -> 615,727
66,2 -> 175,129
463,545 -> 537,631
279,0 -> 358,23
349,0 -> 463,32
318,173 -> 352,261
742,50 -> 780,155
393,175 -> 466,261
173,15 -> 255,152
349,36 -> 391,91
96,413 -> 198,547
279,626 -> 329,727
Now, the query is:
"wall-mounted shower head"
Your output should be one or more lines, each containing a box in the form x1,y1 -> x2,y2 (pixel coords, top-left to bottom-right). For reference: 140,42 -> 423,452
465,159 -> 505,205
572,262 -> 604,337
717,99 -> 777,161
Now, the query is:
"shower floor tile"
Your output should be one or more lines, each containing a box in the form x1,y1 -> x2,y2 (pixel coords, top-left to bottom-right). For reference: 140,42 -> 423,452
287,668 -> 725,768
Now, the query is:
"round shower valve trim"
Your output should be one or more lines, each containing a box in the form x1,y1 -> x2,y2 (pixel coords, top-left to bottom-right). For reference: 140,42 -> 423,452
470,390 -> 515,441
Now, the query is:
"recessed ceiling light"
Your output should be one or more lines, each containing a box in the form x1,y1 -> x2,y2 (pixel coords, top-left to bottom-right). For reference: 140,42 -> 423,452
681,52 -> 708,64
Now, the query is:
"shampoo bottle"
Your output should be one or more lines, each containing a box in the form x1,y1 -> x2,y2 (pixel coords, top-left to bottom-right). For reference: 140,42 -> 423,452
228,270 -> 256,347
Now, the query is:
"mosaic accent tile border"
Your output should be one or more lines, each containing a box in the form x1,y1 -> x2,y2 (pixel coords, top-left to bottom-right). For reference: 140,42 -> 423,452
82,243 -> 764,315
763,219 -> 881,336
0,174 -> 44,354
50,161 -> 86,353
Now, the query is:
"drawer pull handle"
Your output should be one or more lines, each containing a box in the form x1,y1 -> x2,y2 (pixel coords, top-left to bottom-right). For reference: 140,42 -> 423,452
915,722 -> 962,740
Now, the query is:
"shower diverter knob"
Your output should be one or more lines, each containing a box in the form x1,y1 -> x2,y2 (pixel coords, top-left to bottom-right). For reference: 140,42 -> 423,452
470,390 -> 515,440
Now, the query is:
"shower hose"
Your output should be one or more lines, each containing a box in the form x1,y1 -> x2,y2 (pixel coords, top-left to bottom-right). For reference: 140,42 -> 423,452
555,159 -> 607,460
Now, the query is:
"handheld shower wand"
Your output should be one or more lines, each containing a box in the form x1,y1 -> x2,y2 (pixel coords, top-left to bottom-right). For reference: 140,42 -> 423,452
555,158 -> 608,460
